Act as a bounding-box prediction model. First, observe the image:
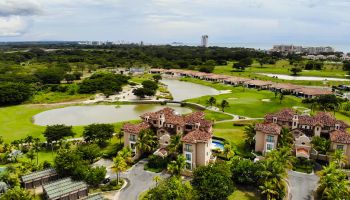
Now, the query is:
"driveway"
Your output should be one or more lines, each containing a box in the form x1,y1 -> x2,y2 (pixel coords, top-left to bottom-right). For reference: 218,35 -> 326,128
116,160 -> 169,200
288,170 -> 319,200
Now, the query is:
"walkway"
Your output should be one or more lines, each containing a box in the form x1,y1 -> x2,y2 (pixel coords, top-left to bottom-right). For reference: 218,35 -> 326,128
288,170 -> 319,200
115,160 -> 169,200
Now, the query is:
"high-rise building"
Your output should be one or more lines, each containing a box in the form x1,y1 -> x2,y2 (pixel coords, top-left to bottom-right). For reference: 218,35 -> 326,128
201,35 -> 208,47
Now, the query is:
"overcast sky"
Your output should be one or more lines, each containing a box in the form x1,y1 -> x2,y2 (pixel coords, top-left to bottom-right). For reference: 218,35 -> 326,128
0,0 -> 350,48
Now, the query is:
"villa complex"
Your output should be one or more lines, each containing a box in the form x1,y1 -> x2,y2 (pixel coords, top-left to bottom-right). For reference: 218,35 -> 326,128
150,69 -> 333,98
255,108 -> 350,163
122,107 -> 214,170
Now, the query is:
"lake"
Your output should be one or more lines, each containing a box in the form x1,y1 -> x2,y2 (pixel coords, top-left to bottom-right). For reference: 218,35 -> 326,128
161,78 -> 220,101
33,104 -> 192,126
257,73 -> 350,81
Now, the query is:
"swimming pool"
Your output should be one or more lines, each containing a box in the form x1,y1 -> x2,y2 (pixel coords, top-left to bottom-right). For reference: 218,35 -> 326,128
212,140 -> 224,151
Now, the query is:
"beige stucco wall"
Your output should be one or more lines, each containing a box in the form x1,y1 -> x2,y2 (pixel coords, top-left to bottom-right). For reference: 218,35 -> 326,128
331,142 -> 350,163
124,131 -> 130,148
255,131 -> 265,152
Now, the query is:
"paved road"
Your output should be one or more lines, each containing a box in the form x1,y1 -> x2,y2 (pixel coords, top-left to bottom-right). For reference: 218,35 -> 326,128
116,160 -> 169,200
288,170 -> 319,200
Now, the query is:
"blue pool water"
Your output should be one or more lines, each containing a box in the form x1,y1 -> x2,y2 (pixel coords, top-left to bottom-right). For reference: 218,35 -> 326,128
212,140 -> 224,151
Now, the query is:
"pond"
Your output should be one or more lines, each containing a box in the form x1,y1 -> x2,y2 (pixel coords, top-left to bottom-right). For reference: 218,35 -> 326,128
161,78 -> 221,101
257,73 -> 350,81
33,104 -> 192,126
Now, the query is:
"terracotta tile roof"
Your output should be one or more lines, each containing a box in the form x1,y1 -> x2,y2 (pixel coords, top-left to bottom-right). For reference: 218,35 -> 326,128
141,107 -> 176,120
330,130 -> 350,144
181,130 -> 212,143
255,123 -> 282,135
245,80 -> 273,86
224,77 -> 250,83
270,83 -> 303,90
294,87 -> 333,96
184,111 -> 206,123
298,112 -> 349,128
121,122 -> 150,134
265,108 -> 296,121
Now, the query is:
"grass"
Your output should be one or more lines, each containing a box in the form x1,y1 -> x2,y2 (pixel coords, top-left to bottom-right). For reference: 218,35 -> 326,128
204,110 -> 232,121
228,187 -> 260,200
186,85 -> 303,118
18,150 -> 57,164
30,92 -> 92,104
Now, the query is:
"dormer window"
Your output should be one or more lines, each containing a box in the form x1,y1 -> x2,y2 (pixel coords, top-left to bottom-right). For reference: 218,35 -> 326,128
273,117 -> 277,123
335,124 -> 340,130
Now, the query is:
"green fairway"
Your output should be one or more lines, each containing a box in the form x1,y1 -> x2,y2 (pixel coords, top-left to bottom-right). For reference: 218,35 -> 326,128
228,187 -> 260,200
186,86 -> 303,118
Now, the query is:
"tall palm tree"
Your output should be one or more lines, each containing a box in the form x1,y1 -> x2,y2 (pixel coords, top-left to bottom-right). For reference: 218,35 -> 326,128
278,128 -> 293,148
33,139 -> 41,165
113,155 -> 127,183
244,124 -> 256,148
116,131 -> 124,145
167,155 -> 186,176
135,129 -> 158,156
259,180 -> 279,200
168,135 -> 182,155
220,100 -> 229,112
207,96 -> 216,107
118,147 -> 132,164
223,143 -> 235,159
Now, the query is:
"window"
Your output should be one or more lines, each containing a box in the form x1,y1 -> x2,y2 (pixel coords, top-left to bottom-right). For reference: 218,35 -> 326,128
266,135 -> 274,143
185,153 -> 192,161
185,144 -> 192,152
130,143 -> 136,152
293,122 -> 296,126
337,145 -> 344,151
129,134 -> 136,142
185,163 -> 192,170
266,143 -> 274,151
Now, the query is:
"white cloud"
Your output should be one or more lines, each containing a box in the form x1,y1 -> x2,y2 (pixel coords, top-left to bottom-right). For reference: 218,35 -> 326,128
0,0 -> 42,16
0,16 -> 28,36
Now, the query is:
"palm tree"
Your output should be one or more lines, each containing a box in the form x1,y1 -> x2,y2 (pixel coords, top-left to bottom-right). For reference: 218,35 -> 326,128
207,96 -> 216,107
244,124 -> 256,148
33,139 -> 41,165
259,180 -> 279,200
332,149 -> 347,168
279,92 -> 284,104
116,131 -> 124,145
113,155 -> 127,183
153,175 -> 161,186
118,147 -> 132,164
223,143 -> 235,159
278,128 -> 293,148
168,135 -> 182,155
220,100 -> 229,112
135,129 -> 158,156
167,155 -> 186,176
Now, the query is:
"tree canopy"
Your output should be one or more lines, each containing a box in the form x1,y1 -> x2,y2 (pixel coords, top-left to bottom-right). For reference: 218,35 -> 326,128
43,124 -> 75,143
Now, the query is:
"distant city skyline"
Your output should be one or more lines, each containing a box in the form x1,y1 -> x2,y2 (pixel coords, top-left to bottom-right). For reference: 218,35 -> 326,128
1,0 -> 350,51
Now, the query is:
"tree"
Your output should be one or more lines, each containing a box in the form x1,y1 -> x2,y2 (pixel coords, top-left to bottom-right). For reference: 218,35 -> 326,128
168,135 -> 182,155
332,149 -> 347,168
145,176 -> 197,200
315,94 -> 341,113
54,148 -> 85,177
290,67 -> 302,76
199,65 -> 215,73
278,127 -> 293,148
117,147 -> 132,164
244,124 -> 256,148
77,144 -> 101,163
135,129 -> 157,155
259,180 -> 280,200
192,163 -> 234,200
153,175 -> 161,186
279,92 -> 284,104
167,155 -> 186,176
223,143 -> 235,159
132,87 -> 147,98
26,149 -> 36,163
343,61 -> 350,71
116,130 -> 124,144
43,125 -> 75,143
220,100 -> 229,112
0,82 -> 33,105
34,68 -> 65,84
311,136 -> 330,154
0,187 -> 34,200
83,123 -> 114,146
84,166 -> 106,187
207,96 -> 216,107
64,74 -> 76,83
153,74 -> 162,82
230,157 -> 259,185
113,155 -> 127,183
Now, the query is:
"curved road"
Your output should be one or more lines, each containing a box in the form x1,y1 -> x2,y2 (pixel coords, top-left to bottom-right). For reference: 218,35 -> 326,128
288,170 -> 319,200
116,160 -> 169,200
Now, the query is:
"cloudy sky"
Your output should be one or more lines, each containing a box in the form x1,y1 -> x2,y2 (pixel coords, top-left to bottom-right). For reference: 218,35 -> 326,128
0,0 -> 350,48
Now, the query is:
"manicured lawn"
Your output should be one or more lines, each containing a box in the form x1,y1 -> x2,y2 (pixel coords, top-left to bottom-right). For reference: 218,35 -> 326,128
204,110 -> 233,121
228,187 -> 260,200
187,86 -> 303,118
30,92 -> 92,104
19,150 -> 57,164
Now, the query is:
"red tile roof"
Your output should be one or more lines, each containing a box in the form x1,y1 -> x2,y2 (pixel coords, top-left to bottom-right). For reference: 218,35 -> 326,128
245,80 -> 273,86
294,87 -> 332,96
265,108 -> 296,122
330,130 -> 350,144
181,130 -> 212,143
255,123 -> 282,135
121,122 -> 150,134
270,83 -> 303,90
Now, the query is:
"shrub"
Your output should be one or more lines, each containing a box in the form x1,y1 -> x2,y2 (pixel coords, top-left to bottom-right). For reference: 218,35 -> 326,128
147,155 -> 169,169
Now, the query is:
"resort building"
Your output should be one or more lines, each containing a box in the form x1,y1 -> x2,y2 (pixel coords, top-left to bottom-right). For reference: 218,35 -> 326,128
21,168 -> 59,189
122,107 -> 214,170
43,178 -> 88,200
149,68 -> 334,99
255,108 -> 350,163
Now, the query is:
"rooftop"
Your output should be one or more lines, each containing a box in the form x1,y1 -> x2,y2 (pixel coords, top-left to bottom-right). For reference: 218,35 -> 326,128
81,194 -> 105,200
21,168 -> 57,183
43,178 -> 87,199
121,122 -> 150,134
330,130 -> 350,144
255,123 -> 282,135
181,129 -> 212,143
